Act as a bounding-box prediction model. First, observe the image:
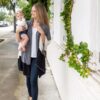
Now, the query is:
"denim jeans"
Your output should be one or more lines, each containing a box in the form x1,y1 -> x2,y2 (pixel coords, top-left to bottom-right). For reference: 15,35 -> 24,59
26,58 -> 38,100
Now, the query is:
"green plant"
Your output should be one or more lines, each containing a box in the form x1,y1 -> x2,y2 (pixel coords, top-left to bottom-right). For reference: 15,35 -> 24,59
60,0 -> 92,77
22,4 -> 31,20
17,0 -> 28,9
5,15 -> 13,24
0,11 -> 6,21
22,0 -> 51,20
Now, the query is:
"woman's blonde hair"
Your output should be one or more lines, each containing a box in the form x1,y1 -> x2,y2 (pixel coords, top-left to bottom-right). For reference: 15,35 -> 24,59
32,3 -> 49,27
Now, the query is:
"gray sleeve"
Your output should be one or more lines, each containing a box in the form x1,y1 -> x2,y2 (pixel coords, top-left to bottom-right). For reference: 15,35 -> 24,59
42,25 -> 51,41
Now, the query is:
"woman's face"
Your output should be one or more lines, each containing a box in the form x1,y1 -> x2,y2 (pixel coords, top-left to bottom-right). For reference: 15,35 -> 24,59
31,6 -> 37,19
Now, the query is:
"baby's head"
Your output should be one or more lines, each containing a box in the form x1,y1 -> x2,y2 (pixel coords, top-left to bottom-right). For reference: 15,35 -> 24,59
16,9 -> 24,20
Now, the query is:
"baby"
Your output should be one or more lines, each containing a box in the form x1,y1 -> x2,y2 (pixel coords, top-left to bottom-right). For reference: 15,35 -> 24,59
16,9 -> 29,52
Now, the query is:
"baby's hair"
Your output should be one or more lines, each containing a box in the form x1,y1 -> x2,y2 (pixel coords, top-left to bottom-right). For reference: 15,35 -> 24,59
16,9 -> 24,16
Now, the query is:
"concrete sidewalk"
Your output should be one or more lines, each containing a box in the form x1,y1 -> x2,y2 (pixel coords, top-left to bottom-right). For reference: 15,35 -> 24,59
0,31 -> 61,100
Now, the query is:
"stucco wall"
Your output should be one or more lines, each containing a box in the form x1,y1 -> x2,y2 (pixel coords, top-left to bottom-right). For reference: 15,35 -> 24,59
47,0 -> 100,100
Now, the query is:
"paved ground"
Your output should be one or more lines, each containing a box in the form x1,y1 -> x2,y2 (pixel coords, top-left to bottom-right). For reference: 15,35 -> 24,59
0,26 -> 61,100
0,31 -> 18,100
0,26 -> 13,37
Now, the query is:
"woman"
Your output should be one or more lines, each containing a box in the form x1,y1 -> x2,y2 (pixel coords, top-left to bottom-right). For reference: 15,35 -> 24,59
16,3 -> 51,100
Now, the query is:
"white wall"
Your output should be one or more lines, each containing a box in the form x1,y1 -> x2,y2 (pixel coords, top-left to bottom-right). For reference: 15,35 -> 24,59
47,0 -> 100,100
89,0 -> 98,51
53,0 -> 61,45
72,0 -> 100,68
90,0 -> 100,68
97,0 -> 100,52
72,0 -> 91,47
47,41 -> 68,100
47,0 -> 68,100
53,0 -> 66,45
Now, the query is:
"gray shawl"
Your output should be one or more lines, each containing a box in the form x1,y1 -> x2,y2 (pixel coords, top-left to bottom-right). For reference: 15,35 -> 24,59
21,19 -> 51,65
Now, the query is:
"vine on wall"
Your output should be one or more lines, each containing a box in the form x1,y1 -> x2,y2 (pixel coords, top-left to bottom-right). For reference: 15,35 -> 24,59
60,0 -> 92,77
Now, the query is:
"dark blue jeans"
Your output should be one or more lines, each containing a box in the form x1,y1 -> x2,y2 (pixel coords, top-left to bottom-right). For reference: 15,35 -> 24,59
26,58 -> 38,100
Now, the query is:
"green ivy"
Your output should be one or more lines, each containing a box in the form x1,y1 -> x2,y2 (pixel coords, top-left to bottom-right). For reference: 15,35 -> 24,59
22,4 -> 32,20
60,0 -> 92,77
22,0 -> 51,20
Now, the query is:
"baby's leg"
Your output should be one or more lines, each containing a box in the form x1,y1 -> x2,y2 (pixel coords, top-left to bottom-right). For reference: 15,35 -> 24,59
18,41 -> 26,52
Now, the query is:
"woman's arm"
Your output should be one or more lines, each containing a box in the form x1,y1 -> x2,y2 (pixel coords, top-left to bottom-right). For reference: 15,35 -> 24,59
16,26 -> 24,42
37,26 -> 45,43
16,29 -> 21,42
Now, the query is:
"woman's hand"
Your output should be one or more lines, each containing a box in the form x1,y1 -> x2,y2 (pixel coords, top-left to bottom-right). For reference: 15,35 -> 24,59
37,25 -> 45,43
